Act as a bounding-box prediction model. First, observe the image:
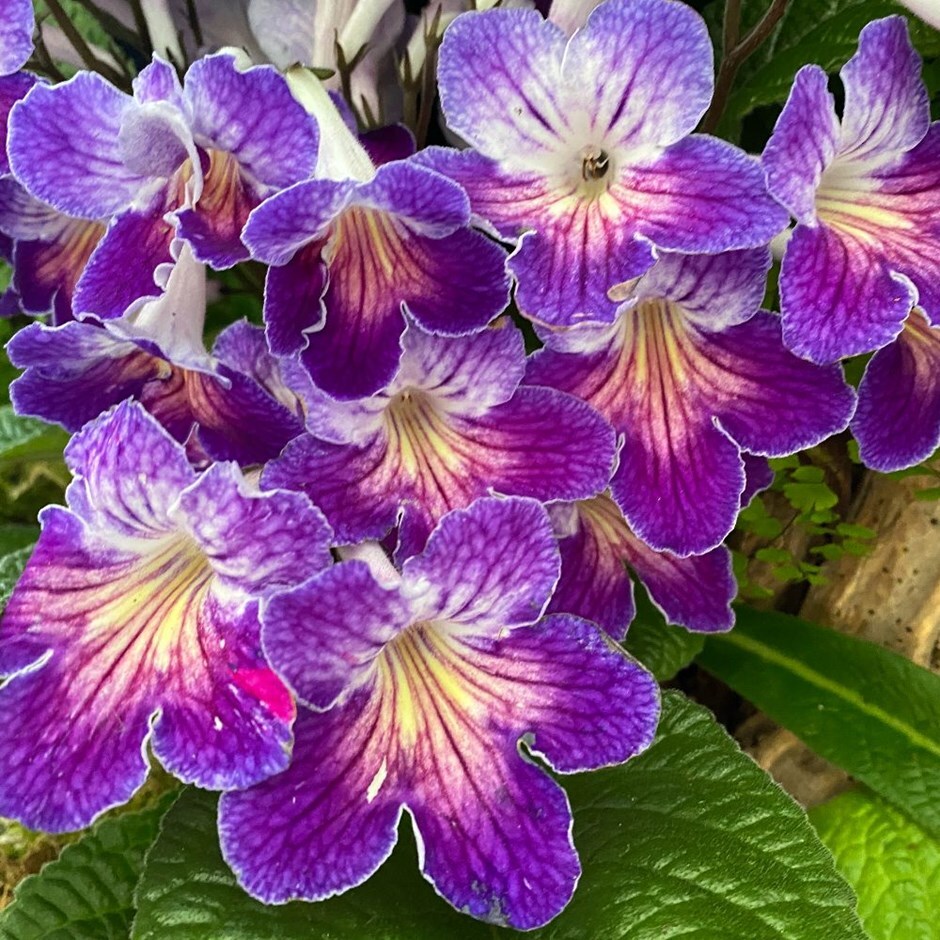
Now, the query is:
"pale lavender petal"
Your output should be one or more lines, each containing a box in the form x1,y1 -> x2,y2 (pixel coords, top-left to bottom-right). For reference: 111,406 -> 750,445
853,308 -> 940,471
0,0 -> 33,77
762,66 -> 840,224
133,56 -> 185,107
9,73 -> 145,217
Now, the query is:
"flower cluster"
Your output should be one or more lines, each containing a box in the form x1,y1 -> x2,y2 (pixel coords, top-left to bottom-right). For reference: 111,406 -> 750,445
0,0 -> 935,930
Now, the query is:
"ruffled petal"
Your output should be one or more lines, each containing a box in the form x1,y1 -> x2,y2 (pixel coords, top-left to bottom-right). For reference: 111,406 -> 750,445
0,71 -> 35,175
853,309 -> 940,471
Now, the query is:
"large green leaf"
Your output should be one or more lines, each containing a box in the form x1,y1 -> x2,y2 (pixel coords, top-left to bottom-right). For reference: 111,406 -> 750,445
721,0 -> 940,128
133,692 -> 864,940
0,407 -> 68,465
0,544 -> 33,612
0,801 -> 171,940
810,789 -> 940,939
622,592 -> 705,682
699,606 -> 940,837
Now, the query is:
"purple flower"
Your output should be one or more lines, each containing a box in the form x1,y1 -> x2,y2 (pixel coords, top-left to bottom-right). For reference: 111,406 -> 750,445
526,250 -> 856,556
764,16 -> 940,363
8,54 -> 318,318
0,402 -> 333,833
0,0 -> 33,77
0,179 -> 106,323
852,308 -> 940,471
421,0 -> 787,328
244,71 -> 509,399
219,497 -> 659,929
263,320 -> 616,558
548,495 -> 736,637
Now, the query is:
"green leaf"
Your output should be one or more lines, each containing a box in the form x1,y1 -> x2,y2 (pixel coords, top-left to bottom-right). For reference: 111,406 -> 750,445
622,591 -> 704,681
0,407 -> 69,464
0,801 -> 172,939
0,544 -> 33,612
810,789 -> 940,940
133,693 -> 864,940
699,606 -> 940,837
0,525 -> 38,556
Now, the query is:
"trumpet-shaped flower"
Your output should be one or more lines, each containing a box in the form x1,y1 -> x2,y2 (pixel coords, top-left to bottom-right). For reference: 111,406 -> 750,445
0,402 -> 332,833
244,72 -> 510,399
526,250 -> 856,555
421,0 -> 787,328
8,53 -> 318,318
219,497 -> 659,929
263,321 -> 616,558
0,0 -> 32,77
547,495 -> 735,637
852,308 -> 940,471
764,16 -> 940,362
8,243 -> 302,464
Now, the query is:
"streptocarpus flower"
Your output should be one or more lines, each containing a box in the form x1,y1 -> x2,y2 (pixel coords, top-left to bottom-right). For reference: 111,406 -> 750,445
0,402 -> 332,833
244,70 -> 510,399
764,16 -> 940,362
0,0 -> 33,77
422,0 -> 787,328
8,53 -> 318,318
0,179 -> 106,323
8,246 -> 302,464
852,308 -> 940,471
547,495 -> 735,637
526,250 -> 856,556
219,497 -> 659,929
262,321 -> 616,558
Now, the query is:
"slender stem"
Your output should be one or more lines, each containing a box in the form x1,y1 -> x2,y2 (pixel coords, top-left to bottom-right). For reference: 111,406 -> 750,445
125,0 -> 154,56
71,0 -> 142,51
185,0 -> 203,48
700,0 -> 789,134
30,23 -> 68,83
721,0 -> 742,58
43,0 -> 128,86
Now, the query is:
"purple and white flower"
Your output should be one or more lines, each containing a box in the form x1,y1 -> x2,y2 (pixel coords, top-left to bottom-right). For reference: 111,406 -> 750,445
0,402 -> 332,833
263,320 -> 616,558
422,0 -> 787,328
219,497 -> 659,929
764,16 -> 940,362
8,53 -> 319,318
245,71 -> 510,399
526,250 -> 856,556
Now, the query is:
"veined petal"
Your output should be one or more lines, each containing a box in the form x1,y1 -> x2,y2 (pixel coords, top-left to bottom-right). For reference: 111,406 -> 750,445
548,494 -> 735,637
528,300 -> 854,554
221,613 -> 658,929
853,308 -> 940,471
9,73 -> 146,218
0,71 -> 35,175
133,56 -> 186,108
0,0 -> 33,76
839,17 -> 929,165
762,66 -> 840,224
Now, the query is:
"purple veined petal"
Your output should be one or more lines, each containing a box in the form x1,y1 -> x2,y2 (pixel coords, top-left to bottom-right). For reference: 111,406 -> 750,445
262,241 -> 329,357
184,53 -> 319,188
619,135 -> 789,256
528,302 -> 854,555
360,124 -> 416,167
0,71 -> 36,175
560,0 -> 714,149
402,496 -> 560,634
117,98 -> 196,182
547,494 -> 736,637
853,308 -> 940,471
63,401 -> 196,538
632,248 -> 771,331
741,452 -> 775,507
73,198 -> 177,319
0,179 -> 107,322
839,16 -> 929,165
0,0 -> 34,77
133,55 -> 186,108
437,8 -> 570,171
762,66 -> 840,225
779,220 -> 914,364
176,462 -> 332,597
9,73 -> 146,218
262,559 -> 414,710
300,210 -> 508,399
0,502 -> 296,832
221,612 -> 658,929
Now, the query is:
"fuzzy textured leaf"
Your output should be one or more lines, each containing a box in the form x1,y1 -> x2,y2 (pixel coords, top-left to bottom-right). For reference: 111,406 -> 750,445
623,596 -> 705,682
810,789 -> 940,940
132,692 -> 863,940
700,606 -> 940,838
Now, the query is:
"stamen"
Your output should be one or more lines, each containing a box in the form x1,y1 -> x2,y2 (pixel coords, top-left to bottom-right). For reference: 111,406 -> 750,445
581,147 -> 610,181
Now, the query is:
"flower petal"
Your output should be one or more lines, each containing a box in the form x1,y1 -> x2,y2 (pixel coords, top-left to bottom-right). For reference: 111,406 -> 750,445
0,71 -> 35,175
762,66 -> 840,224
9,73 -> 145,218
853,308 -> 940,471
0,0 -> 33,76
